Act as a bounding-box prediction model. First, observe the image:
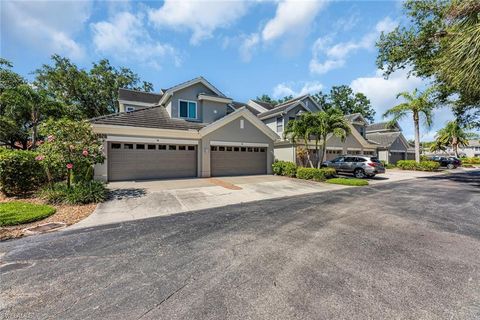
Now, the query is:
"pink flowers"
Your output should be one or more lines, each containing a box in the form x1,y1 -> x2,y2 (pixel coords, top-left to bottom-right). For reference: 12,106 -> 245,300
66,163 -> 74,169
35,155 -> 45,161
82,149 -> 89,156
47,135 -> 55,142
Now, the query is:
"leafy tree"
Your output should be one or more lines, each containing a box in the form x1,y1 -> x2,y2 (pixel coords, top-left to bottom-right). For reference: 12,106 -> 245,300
312,86 -> 376,123
376,0 -> 480,128
383,88 -> 436,162
277,95 -> 294,104
256,94 -> 293,106
431,120 -> 471,157
284,112 -> 318,168
37,119 -> 105,187
34,55 -> 154,118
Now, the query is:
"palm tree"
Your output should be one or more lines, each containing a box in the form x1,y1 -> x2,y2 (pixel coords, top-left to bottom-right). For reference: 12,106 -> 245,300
432,120 -> 470,157
284,113 -> 316,167
311,108 -> 351,167
383,88 -> 436,163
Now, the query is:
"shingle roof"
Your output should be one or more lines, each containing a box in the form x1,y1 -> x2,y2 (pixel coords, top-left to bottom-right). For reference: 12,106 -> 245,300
230,101 -> 261,115
90,106 -> 206,131
257,95 -> 309,119
118,88 -> 163,104
251,100 -> 275,110
366,121 -> 399,132
345,113 -> 365,122
365,132 -> 401,148
163,76 -> 226,98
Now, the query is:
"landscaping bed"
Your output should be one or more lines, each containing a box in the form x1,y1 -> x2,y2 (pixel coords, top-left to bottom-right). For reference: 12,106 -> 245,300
0,195 -> 96,241
326,178 -> 369,186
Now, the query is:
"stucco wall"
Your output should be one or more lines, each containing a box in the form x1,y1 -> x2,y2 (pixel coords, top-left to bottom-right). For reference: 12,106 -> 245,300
274,145 -> 296,162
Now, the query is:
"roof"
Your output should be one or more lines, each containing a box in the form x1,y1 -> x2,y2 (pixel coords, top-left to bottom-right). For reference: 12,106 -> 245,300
257,95 -> 309,119
118,88 -> 162,104
230,101 -> 261,115
467,139 -> 480,147
366,121 -> 400,133
345,113 -> 367,124
163,76 -> 226,98
90,106 -> 206,131
251,99 -> 275,110
365,132 -> 401,148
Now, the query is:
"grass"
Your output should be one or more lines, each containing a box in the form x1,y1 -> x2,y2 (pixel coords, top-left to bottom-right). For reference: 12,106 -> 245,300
326,178 -> 369,186
0,201 -> 56,227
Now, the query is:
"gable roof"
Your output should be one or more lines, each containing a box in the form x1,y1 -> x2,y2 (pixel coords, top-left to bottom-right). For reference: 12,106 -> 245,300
158,76 -> 226,106
366,121 -> 401,133
230,101 -> 261,115
345,113 -> 368,124
90,105 -> 206,131
257,95 -> 312,119
251,99 -> 275,110
118,88 -> 163,104
366,132 -> 402,148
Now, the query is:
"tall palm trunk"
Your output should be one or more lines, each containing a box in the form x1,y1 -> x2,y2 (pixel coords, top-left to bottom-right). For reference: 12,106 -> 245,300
304,135 -> 314,168
318,135 -> 327,168
452,136 -> 459,157
413,112 -> 421,163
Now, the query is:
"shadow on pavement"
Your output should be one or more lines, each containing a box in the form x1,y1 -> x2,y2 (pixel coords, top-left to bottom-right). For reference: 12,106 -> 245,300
107,188 -> 147,200
418,170 -> 480,189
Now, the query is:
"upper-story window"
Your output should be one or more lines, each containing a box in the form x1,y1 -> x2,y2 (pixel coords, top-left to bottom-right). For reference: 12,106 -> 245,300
125,105 -> 136,112
359,126 -> 365,137
179,100 -> 197,119
276,117 -> 283,132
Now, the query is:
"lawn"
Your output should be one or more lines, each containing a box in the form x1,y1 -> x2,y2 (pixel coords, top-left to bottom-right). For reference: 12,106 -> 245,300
0,201 -> 56,227
326,178 -> 369,186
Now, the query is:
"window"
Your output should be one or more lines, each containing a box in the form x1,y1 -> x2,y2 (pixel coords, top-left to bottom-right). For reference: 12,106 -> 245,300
247,147 -> 253,152
188,146 -> 195,151
158,145 -> 166,150
260,148 -> 266,152
178,145 -> 186,150
254,148 -> 259,152
344,157 -> 356,162
179,100 -> 197,119
276,117 -> 283,132
226,147 -> 232,151
241,147 -> 246,152
211,146 -> 217,151
136,144 -> 145,150
125,106 -> 136,112
240,119 -> 244,129
219,146 -> 225,151
234,147 -> 240,152
124,144 -> 133,149
168,145 -> 176,150
111,143 -> 121,149
148,144 -> 156,150
332,157 -> 345,163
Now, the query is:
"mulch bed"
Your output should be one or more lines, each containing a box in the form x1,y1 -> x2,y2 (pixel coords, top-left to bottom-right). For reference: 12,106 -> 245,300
0,195 -> 96,241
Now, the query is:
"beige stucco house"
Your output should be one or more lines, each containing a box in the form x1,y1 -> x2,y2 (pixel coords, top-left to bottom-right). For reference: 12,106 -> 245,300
91,77 -> 279,181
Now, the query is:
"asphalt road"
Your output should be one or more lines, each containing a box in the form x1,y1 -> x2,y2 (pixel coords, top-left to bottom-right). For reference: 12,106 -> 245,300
1,171 -> 480,320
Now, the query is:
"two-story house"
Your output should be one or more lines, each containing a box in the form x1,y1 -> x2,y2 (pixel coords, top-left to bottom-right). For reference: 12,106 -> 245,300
91,77 -> 279,181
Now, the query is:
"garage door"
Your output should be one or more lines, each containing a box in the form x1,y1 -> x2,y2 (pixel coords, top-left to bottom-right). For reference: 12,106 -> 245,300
390,152 -> 405,164
108,142 -> 197,181
211,145 -> 267,176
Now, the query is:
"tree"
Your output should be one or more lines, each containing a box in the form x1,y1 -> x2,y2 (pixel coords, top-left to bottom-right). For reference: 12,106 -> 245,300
34,55 -> 154,118
312,85 -> 376,123
431,120 -> 470,157
284,113 -> 317,167
256,94 -> 293,106
383,88 -> 436,163
311,108 -> 351,166
376,0 -> 480,128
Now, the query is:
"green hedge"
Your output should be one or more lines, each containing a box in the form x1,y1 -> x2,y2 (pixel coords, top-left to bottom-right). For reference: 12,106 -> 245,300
38,181 -> 107,205
272,161 -> 297,177
0,149 -> 45,196
296,167 -> 336,181
396,160 -> 440,171
461,157 -> 480,165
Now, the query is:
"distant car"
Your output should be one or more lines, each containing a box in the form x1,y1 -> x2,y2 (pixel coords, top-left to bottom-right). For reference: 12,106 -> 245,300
322,155 -> 385,178
429,156 -> 461,169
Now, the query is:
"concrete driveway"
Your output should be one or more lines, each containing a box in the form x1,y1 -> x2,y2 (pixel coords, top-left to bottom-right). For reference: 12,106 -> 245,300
1,170 -> 479,319
73,170 -> 449,229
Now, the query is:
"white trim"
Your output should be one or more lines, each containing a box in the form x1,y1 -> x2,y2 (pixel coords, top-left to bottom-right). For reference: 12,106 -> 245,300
178,99 -> 198,120
240,119 -> 244,129
107,136 -> 199,145
247,100 -> 269,113
326,147 -> 344,151
210,141 -> 269,147
347,148 -> 362,151
119,100 -> 155,107
198,94 -> 232,104
92,124 -> 201,139
200,107 -> 279,141
390,149 -> 407,153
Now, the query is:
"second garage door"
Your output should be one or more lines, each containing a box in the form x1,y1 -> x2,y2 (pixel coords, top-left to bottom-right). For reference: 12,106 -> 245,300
108,142 -> 197,181
211,145 -> 267,176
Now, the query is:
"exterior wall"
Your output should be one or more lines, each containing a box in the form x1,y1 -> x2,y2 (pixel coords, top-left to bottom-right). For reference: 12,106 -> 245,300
327,134 -> 364,154
390,136 -> 407,152
284,105 -> 306,130
352,124 -> 366,138
264,117 -> 277,135
118,102 -> 152,113
301,96 -> 321,112
170,83 -> 225,123
274,145 -> 296,162
200,116 -> 275,177
378,150 -> 389,162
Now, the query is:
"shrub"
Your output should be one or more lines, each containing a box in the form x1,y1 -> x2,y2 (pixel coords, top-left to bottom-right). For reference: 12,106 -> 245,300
0,201 -> 56,226
326,178 -> 369,186
272,161 -> 297,177
461,157 -> 480,165
296,167 -> 336,181
0,149 -> 45,196
381,160 -> 396,169
38,180 -> 107,205
396,160 -> 440,171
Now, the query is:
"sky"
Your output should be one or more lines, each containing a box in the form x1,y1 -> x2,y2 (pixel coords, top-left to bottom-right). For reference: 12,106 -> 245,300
0,0 -> 460,140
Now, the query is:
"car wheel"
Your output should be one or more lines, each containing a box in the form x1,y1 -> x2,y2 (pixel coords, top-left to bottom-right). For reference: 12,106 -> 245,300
367,174 -> 376,178
447,163 -> 455,169
353,168 -> 366,179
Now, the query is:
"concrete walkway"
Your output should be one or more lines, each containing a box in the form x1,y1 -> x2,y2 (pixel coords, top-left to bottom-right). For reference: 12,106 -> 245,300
71,169 -> 450,229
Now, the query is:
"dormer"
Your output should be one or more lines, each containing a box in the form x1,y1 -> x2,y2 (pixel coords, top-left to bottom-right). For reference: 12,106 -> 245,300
345,113 -> 368,138
118,88 -> 162,112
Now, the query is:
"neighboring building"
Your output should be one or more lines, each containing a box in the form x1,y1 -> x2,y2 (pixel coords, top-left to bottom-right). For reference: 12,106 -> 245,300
91,77 -> 279,181
366,121 -> 415,164
440,140 -> 480,158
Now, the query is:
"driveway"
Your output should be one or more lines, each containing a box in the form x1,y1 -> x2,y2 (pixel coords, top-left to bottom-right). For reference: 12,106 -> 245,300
74,170 -> 446,228
1,170 -> 479,319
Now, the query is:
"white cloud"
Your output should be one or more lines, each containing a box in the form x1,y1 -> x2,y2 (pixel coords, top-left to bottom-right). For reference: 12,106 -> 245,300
273,81 -> 324,99
262,0 -> 327,42
148,1 -> 249,45
1,0 -> 91,59
239,33 -> 260,62
91,11 -> 180,69
310,17 -> 397,74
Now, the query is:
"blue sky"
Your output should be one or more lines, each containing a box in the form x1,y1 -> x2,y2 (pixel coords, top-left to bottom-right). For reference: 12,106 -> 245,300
1,0 -> 459,140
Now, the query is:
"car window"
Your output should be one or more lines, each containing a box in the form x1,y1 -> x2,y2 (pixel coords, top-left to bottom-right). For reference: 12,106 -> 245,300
344,157 -> 356,162
333,157 -> 345,163
356,157 -> 367,162
370,157 -> 380,163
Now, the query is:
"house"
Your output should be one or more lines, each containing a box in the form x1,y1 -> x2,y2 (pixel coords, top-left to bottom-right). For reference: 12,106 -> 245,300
442,140 -> 480,158
238,94 -> 379,163
91,77 -> 279,181
365,121 -> 415,164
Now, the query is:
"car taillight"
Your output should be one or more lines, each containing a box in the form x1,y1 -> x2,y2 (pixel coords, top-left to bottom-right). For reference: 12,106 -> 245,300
368,162 -> 378,167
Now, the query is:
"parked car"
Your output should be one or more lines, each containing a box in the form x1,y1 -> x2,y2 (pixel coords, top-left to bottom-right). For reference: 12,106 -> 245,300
322,155 -> 385,178
429,156 -> 461,169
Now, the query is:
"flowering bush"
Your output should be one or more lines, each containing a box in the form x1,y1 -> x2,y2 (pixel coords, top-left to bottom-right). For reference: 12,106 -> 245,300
37,119 -> 105,186
0,149 -> 45,195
